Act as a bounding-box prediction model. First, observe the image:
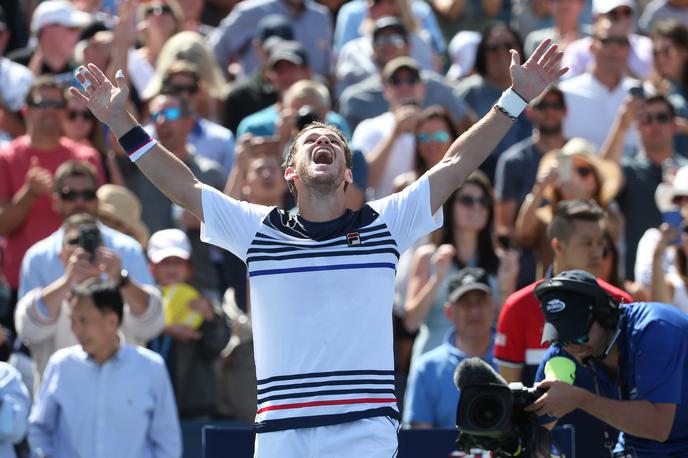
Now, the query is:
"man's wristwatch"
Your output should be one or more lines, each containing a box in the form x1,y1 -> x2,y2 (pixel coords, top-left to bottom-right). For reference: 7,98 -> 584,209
117,269 -> 130,289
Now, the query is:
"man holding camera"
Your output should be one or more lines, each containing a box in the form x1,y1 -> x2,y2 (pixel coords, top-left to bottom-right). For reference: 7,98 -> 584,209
527,269 -> 688,457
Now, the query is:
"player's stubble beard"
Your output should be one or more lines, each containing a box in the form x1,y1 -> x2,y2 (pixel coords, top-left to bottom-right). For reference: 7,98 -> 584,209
297,159 -> 346,196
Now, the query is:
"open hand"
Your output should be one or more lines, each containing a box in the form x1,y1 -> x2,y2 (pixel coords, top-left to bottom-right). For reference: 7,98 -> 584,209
510,39 -> 568,102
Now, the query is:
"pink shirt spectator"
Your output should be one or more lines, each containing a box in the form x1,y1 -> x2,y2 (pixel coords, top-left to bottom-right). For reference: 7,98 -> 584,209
0,136 -> 104,288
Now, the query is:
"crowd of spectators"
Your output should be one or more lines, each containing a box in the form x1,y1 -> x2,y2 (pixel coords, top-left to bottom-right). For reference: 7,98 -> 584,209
1,0 -> 688,456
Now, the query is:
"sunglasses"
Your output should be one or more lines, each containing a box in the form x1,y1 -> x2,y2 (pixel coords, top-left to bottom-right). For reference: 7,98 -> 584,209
59,188 -> 97,201
606,7 -> 633,20
576,166 -> 593,178
151,106 -> 183,122
653,47 -> 676,58
388,74 -> 420,86
29,100 -> 66,110
534,102 -> 565,111
373,34 -> 406,48
639,112 -> 672,125
167,83 -> 199,95
486,42 -> 515,53
596,36 -> 630,47
457,194 -> 490,208
144,4 -> 173,17
418,130 -> 451,144
67,110 -> 95,121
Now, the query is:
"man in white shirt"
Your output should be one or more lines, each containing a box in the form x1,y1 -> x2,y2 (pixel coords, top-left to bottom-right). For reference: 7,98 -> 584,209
71,38 -> 566,456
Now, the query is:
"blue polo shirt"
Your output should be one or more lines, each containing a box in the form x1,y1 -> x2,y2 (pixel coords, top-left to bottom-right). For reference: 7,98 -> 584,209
614,302 -> 688,456
403,330 -> 495,428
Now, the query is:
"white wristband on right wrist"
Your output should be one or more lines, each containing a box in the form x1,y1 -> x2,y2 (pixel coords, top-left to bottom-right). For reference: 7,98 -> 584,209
494,88 -> 528,121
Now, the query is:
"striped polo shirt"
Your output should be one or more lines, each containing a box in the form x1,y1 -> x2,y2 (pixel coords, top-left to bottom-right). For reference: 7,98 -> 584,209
201,176 -> 442,432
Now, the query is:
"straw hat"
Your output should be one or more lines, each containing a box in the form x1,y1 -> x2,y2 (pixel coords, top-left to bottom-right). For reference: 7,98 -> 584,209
656,166 -> 688,212
537,138 -> 622,206
97,185 -> 149,246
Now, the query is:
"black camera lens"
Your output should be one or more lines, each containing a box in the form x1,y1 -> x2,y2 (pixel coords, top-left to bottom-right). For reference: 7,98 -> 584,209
470,396 -> 505,429
296,106 -> 321,131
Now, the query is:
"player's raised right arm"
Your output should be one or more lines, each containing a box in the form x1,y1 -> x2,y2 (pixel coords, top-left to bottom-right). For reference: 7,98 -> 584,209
70,64 -> 205,222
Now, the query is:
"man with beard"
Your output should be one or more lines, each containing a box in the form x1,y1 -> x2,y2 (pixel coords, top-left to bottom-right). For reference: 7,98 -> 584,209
72,38 -> 566,457
0,76 -> 104,325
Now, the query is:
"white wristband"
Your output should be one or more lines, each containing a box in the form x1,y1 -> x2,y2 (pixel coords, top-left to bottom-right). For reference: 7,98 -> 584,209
494,88 -> 528,121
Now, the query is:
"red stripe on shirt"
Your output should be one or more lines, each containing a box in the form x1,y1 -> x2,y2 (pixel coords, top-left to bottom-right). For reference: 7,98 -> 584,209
256,397 -> 397,414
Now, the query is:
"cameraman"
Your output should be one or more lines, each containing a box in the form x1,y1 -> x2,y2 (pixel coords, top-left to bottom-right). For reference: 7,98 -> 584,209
527,269 -> 688,457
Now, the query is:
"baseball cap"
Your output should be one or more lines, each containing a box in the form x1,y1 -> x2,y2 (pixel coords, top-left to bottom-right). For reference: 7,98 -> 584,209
372,17 -> 407,41
147,229 -> 191,264
257,14 -> 294,44
537,270 -> 602,344
31,0 -> 92,35
447,267 -> 491,303
382,56 -> 420,82
592,0 -> 635,15
268,41 -> 309,69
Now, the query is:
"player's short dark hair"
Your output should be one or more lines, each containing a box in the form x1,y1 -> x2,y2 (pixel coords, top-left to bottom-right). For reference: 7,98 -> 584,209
282,122 -> 353,199
70,277 -> 124,325
548,200 -> 605,242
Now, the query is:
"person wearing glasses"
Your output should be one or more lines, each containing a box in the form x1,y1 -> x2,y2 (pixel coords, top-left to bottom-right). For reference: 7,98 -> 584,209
527,269 -> 688,458
496,201 -> 633,457
602,94 -> 688,285
0,77 -> 104,329
15,162 -> 163,389
515,137 -> 623,280
405,170 -> 518,371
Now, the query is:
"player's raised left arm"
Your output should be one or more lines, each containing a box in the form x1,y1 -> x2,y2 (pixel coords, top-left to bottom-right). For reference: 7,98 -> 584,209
426,39 -> 567,214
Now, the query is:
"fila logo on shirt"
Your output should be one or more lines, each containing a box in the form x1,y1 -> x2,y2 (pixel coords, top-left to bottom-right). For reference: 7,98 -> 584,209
347,232 -> 361,247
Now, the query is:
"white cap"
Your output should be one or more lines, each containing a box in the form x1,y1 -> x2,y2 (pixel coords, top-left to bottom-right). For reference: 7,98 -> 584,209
31,1 -> 91,35
447,31 -> 481,81
147,229 -> 191,264
592,0 -> 635,15
656,166 -> 688,212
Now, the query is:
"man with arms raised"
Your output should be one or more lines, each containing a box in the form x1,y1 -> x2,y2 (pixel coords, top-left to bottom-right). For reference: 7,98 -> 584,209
71,40 -> 565,456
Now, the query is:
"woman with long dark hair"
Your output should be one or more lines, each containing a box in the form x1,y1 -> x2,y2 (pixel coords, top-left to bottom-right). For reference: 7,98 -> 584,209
404,170 -> 518,368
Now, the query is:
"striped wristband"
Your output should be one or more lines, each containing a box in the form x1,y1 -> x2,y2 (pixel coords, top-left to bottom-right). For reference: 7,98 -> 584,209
118,125 -> 157,162
494,87 -> 528,121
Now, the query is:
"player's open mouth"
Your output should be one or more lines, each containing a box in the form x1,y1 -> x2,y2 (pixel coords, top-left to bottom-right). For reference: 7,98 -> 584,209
313,147 -> 334,165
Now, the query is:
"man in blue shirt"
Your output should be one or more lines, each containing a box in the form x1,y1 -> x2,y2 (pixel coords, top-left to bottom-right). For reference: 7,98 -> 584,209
527,269 -> 688,457
28,277 -> 181,458
403,267 -> 496,429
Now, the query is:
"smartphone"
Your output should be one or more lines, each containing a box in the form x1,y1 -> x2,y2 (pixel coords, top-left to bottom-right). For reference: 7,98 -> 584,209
558,154 -> 572,183
662,210 -> 683,245
497,235 -> 513,250
629,84 -> 645,99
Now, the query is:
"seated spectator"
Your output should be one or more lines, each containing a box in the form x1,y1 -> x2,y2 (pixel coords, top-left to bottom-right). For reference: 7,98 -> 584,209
634,165 -> 688,310
405,171 -> 518,369
0,361 -> 30,458
147,229 -> 228,419
333,0 -> 445,55
221,14 -> 293,134
208,0 -> 333,79
143,31 -> 229,124
511,0 -> 553,39
149,58 -> 235,179
96,184 -> 150,247
336,16 -> 437,98
562,0 -> 653,80
403,267 -> 496,429
7,1 -> 90,85
429,0 -> 508,40
560,17 -> 641,151
524,0 -> 591,58
16,213 -> 164,390
0,77 -> 104,321
454,22 -> 532,181
640,0 -> 688,35
27,278 -> 181,457
515,138 -> 623,278
339,39 -> 471,132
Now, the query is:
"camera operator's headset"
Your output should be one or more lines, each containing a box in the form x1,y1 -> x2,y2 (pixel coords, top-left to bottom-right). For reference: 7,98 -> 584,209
534,270 -> 624,332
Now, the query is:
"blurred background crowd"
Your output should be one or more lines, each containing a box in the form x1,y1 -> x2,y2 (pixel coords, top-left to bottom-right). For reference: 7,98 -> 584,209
1,0 -> 688,456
